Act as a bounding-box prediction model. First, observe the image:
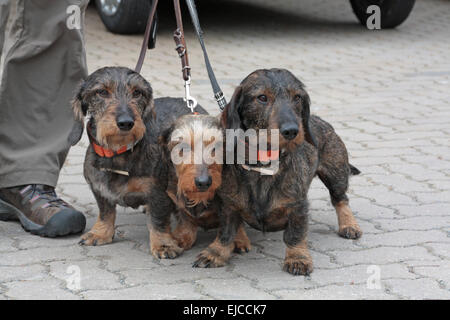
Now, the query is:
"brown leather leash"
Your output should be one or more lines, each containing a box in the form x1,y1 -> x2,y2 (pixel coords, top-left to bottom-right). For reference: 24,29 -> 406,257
134,0 -> 159,74
173,0 -> 197,112
134,0 -> 225,113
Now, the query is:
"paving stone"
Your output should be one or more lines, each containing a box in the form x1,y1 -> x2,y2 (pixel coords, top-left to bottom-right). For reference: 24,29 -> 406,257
122,264 -> 236,287
353,186 -> 416,206
309,264 -> 417,287
4,279 -> 80,300
412,261 -> 450,289
196,278 -> 277,299
369,174 -> 434,193
48,260 -> 124,291
384,278 -> 450,299
274,284 -> 392,300
332,246 -> 437,266
426,243 -> 450,259
0,246 -> 85,266
91,241 -> 160,272
415,191 -> 450,204
81,283 -> 206,300
374,216 -> 450,232
394,203 -> 450,217
349,198 -> 398,219
14,233 -> 80,250
358,230 -> 449,248
0,265 -> 47,282
0,236 -> 16,252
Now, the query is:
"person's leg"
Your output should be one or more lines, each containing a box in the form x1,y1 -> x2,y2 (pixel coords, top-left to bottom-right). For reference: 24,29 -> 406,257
0,0 -> 89,237
0,0 -> 10,57
0,0 -> 88,188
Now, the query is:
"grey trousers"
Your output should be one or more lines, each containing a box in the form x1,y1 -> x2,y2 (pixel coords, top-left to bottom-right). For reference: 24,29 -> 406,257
0,0 -> 88,188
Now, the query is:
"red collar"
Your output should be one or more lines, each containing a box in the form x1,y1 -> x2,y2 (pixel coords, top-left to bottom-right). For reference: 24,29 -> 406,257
87,126 -> 141,158
257,149 -> 279,162
239,139 -> 280,162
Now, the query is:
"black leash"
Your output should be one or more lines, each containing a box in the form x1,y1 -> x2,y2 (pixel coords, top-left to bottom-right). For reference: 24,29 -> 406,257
185,0 -> 227,110
135,0 -> 226,112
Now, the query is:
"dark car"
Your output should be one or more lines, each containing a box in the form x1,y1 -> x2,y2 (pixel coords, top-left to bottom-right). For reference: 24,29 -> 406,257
95,0 -> 416,34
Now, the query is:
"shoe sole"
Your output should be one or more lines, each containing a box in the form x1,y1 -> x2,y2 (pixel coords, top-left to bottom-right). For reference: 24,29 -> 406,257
0,198 -> 86,237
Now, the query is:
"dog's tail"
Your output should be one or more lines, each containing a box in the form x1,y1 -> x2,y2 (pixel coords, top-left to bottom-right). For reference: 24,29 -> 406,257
349,164 -> 361,176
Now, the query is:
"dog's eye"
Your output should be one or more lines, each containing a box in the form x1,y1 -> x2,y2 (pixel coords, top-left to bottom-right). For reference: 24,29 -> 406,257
257,95 -> 268,103
96,89 -> 109,98
132,89 -> 143,98
294,94 -> 302,102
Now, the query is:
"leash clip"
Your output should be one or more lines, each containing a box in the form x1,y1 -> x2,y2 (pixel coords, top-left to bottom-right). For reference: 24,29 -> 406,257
184,77 -> 197,113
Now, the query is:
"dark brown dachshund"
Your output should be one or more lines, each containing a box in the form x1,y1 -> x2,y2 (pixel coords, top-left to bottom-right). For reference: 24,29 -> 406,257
193,68 -> 362,275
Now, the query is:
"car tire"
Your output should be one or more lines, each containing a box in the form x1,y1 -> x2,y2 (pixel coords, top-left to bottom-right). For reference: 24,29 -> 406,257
350,0 -> 416,29
95,0 -> 152,34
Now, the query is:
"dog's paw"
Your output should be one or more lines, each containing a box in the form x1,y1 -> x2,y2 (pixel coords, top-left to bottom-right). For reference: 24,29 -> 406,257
192,250 -> 228,268
283,256 -> 314,276
233,239 -> 251,254
151,243 -> 183,259
79,231 -> 114,246
233,227 -> 251,254
338,225 -> 362,239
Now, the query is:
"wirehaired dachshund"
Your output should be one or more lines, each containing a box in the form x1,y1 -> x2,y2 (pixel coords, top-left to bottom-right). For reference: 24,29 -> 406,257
193,68 -> 362,275
158,110 -> 251,253
68,67 -> 190,258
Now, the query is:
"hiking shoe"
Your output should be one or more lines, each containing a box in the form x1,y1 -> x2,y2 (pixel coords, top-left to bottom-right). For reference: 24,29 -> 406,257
0,184 -> 86,237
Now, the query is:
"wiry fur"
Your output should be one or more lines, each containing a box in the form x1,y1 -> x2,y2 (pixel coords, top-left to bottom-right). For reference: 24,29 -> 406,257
158,103 -> 250,252
193,69 -> 362,274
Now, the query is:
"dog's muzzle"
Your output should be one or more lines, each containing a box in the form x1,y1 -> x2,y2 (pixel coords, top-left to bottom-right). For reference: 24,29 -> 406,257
280,122 -> 299,140
116,114 -> 135,131
194,174 -> 212,191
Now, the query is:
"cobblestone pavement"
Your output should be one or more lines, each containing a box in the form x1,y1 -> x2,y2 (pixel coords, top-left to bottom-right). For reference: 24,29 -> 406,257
1,0 -> 449,300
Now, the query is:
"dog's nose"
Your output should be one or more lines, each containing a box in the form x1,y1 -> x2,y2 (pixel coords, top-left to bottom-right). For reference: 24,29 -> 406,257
116,115 -> 134,131
195,175 -> 212,191
280,123 -> 299,140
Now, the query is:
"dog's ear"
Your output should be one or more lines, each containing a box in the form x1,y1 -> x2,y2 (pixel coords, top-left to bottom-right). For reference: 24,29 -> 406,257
301,92 -> 317,147
221,86 -> 243,130
141,81 -> 154,120
143,100 -> 156,120
158,122 -> 175,146
68,85 -> 88,146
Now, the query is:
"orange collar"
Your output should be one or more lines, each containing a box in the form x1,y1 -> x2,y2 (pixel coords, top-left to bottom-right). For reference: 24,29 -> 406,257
87,126 -> 141,158
239,138 -> 280,162
257,149 -> 279,162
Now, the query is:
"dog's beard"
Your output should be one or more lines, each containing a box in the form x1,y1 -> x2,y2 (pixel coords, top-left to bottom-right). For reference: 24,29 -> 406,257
175,166 -> 222,208
96,119 -> 146,151
177,186 -> 215,208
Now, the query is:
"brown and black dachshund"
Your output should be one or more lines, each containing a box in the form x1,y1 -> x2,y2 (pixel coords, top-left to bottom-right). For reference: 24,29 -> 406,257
193,68 -> 362,275
158,113 -> 251,253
